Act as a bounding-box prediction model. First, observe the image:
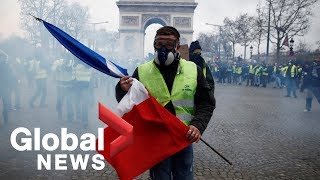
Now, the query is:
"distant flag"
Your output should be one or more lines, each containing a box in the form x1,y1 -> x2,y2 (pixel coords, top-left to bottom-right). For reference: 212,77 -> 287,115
282,34 -> 289,47
32,16 -> 127,78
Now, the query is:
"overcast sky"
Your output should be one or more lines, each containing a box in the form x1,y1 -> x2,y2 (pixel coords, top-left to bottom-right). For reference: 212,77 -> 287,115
1,0 -> 319,57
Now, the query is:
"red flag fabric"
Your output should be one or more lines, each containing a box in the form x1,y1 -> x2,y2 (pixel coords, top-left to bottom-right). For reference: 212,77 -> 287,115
97,81 -> 191,179
282,35 -> 289,47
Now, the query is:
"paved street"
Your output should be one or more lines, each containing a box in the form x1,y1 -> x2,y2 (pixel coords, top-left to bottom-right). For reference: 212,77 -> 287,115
0,81 -> 319,180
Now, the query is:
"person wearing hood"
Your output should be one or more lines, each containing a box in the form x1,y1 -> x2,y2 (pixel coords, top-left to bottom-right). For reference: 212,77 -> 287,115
115,26 -> 215,180
189,40 -> 215,91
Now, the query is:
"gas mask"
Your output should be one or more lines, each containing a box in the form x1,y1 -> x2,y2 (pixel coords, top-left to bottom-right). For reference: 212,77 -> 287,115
153,37 -> 178,66
154,46 -> 175,66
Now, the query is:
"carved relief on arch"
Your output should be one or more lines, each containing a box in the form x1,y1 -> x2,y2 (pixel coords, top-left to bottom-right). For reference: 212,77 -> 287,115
173,17 -> 191,28
142,14 -> 171,27
121,16 -> 139,26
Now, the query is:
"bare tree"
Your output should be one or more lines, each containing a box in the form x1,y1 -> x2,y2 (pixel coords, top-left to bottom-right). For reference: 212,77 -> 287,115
254,2 -> 268,59
266,0 -> 317,60
197,33 -> 219,54
220,31 -> 233,61
57,2 -> 89,41
235,13 -> 256,60
95,30 -> 119,56
223,17 -> 240,60
19,0 -> 66,47
19,0 -> 89,52
295,40 -> 311,53
316,40 -> 320,50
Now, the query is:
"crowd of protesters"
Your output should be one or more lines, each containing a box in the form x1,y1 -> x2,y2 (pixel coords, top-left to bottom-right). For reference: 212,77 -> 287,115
1,48 -> 320,127
207,58 -> 320,112
0,49 -> 112,127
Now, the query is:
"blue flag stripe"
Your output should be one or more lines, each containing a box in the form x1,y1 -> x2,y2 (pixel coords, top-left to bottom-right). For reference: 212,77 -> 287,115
42,20 -> 128,78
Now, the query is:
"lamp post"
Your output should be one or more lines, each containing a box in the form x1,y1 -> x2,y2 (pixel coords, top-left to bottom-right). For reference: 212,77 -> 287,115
250,45 -> 253,59
206,23 -> 223,60
289,38 -> 294,56
88,21 -> 109,50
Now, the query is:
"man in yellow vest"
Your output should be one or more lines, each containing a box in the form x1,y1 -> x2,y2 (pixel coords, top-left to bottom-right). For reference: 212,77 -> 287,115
284,60 -> 298,98
28,53 -> 48,108
261,63 -> 269,88
73,60 -> 92,128
116,26 -> 215,180
53,56 -> 75,121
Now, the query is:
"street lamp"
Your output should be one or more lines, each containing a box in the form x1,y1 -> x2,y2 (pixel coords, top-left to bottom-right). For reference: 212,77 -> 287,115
206,23 -> 223,60
250,45 -> 253,59
289,38 -> 294,56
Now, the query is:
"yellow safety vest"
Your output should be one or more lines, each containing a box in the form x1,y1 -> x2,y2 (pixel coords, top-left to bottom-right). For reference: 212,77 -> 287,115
249,65 -> 254,74
55,61 -> 74,82
283,65 -> 296,78
138,59 -> 197,125
262,67 -> 268,76
255,66 -> 262,76
236,67 -> 242,75
73,64 -> 91,82
34,61 -> 47,79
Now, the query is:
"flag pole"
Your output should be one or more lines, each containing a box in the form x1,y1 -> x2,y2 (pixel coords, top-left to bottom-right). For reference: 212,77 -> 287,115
200,138 -> 233,165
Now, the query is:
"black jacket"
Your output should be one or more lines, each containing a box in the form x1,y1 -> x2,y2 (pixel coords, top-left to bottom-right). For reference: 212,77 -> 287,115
115,59 -> 215,134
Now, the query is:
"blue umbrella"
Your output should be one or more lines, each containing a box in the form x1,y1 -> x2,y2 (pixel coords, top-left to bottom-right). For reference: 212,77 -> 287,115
32,15 -> 128,78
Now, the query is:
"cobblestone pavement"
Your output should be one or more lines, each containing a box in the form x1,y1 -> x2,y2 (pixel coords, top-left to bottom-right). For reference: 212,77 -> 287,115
0,82 -> 319,180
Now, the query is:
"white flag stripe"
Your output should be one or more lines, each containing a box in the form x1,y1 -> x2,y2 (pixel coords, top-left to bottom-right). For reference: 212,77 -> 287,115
106,60 -> 126,78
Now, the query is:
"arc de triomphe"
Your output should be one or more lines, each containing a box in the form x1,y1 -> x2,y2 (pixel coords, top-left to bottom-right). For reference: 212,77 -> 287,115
116,0 -> 197,59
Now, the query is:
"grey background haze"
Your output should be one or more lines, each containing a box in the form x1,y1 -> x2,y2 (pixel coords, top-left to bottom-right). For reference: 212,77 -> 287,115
1,0 -> 319,57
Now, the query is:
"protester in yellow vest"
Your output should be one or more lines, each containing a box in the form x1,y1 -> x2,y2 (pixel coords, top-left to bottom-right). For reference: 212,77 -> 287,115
284,61 -> 298,98
247,63 -> 255,86
73,60 -> 92,128
115,26 -> 215,180
28,53 -> 48,108
53,56 -> 75,121
261,64 -> 269,88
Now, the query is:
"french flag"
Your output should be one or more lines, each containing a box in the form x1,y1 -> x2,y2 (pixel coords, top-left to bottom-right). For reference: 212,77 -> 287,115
97,79 -> 191,180
39,18 -> 191,179
39,18 -> 128,78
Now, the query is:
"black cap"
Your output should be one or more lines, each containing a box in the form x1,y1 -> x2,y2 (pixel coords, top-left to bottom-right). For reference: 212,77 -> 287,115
189,40 -> 202,53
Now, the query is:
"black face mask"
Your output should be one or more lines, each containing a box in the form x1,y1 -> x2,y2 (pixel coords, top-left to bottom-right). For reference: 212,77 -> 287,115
154,46 -> 175,66
190,53 -> 204,68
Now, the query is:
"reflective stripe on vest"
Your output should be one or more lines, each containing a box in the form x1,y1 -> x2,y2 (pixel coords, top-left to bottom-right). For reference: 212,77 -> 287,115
55,66 -> 74,82
74,64 -> 91,82
236,67 -> 242,74
34,62 -> 47,79
262,68 -> 268,76
283,65 -> 296,78
35,69 -> 47,79
138,59 -> 197,125
291,65 -> 297,77
249,65 -> 254,74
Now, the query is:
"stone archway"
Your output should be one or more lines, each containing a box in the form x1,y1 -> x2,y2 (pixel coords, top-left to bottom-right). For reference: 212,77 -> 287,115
117,0 -> 197,59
